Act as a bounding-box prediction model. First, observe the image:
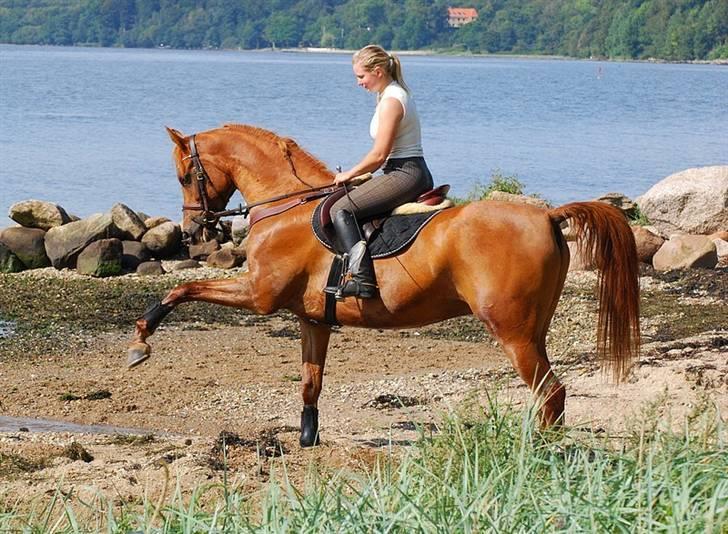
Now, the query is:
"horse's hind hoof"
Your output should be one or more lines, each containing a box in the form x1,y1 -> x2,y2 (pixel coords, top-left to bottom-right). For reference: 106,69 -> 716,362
127,343 -> 151,368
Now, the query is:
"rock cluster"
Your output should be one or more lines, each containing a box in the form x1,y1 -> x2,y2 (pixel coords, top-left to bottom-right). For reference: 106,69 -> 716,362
0,200 -> 248,277
2,165 -> 726,276
488,165 -> 728,272
638,166 -> 728,235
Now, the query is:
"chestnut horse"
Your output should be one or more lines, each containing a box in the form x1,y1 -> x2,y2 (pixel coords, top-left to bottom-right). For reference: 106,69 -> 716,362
128,124 -> 640,446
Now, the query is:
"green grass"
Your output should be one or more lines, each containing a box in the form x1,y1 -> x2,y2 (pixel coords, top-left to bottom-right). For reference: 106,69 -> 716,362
628,205 -> 651,226
2,397 -> 726,533
452,170 -> 546,205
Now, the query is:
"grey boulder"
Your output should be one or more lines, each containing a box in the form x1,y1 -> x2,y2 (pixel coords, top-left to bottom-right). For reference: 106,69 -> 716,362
122,240 -> 150,270
144,216 -> 171,230
171,259 -> 202,271
0,242 -> 24,273
0,227 -> 50,269
9,199 -> 71,230
652,234 -> 718,271
231,215 -> 249,245
595,192 -> 637,219
44,213 -> 120,269
77,238 -> 123,277
188,240 -> 220,260
136,261 -> 165,275
206,248 -> 244,269
632,226 -> 664,265
111,203 -> 147,241
638,166 -> 728,235
141,221 -> 181,258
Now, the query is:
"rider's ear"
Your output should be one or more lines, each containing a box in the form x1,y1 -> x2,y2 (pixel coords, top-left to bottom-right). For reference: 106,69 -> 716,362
166,126 -> 189,155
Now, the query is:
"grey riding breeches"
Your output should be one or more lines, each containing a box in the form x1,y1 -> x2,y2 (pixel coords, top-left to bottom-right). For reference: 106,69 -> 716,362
329,157 -> 434,221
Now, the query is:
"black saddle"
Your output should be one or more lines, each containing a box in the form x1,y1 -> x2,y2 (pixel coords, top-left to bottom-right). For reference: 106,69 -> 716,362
311,185 -> 451,259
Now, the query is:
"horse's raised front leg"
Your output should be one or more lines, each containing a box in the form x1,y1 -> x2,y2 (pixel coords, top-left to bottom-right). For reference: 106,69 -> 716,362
298,318 -> 331,447
127,276 -> 257,367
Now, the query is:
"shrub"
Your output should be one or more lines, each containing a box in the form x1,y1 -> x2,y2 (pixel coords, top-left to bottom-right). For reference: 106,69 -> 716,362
453,170 -> 536,204
629,205 -> 651,226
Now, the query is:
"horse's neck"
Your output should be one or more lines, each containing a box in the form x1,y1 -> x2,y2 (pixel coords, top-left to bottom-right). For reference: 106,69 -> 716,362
227,133 -> 332,202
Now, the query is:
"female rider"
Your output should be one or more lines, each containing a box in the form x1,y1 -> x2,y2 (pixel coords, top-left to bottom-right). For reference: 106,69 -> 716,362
326,44 -> 434,300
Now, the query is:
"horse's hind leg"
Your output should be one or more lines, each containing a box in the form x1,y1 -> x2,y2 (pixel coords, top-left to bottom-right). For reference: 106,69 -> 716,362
298,319 -> 331,447
474,295 -> 565,426
505,340 -> 565,426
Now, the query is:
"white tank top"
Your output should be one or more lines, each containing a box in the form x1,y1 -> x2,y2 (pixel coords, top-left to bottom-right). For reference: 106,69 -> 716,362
369,82 -> 424,159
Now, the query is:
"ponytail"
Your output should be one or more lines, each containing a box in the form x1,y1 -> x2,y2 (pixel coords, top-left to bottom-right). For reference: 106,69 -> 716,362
388,53 -> 410,93
353,45 -> 410,94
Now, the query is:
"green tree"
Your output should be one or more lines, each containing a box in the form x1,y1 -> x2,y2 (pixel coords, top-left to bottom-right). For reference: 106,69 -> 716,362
0,0 -> 725,60
392,0 -> 437,49
264,12 -> 300,47
239,20 -> 263,48
302,14 -> 338,47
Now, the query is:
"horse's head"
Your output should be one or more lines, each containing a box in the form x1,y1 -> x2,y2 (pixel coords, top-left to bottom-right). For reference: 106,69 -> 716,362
166,127 -> 235,245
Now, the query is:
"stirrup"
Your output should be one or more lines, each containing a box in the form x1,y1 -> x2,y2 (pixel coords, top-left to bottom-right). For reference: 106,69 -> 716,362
323,253 -> 349,296
334,278 -> 377,300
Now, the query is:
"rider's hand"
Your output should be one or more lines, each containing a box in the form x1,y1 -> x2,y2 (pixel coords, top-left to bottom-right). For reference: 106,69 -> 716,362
334,171 -> 352,186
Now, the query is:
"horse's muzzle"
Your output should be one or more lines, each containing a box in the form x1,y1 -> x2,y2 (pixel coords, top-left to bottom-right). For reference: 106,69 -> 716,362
181,220 -> 219,245
181,218 -> 200,245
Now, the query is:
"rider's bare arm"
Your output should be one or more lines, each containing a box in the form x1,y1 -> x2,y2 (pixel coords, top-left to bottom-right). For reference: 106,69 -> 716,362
333,98 -> 404,185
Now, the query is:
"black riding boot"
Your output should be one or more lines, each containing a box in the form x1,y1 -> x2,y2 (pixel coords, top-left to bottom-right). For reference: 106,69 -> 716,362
325,209 -> 377,300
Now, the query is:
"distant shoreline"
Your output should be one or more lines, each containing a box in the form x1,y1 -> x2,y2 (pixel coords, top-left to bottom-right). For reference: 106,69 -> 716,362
2,42 -> 726,65
283,46 -> 728,65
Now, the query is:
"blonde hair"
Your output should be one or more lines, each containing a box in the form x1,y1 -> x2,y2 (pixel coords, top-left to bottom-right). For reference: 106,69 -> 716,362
353,44 -> 410,94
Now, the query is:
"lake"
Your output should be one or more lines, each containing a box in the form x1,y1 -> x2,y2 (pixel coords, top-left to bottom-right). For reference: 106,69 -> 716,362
1,44 -> 726,222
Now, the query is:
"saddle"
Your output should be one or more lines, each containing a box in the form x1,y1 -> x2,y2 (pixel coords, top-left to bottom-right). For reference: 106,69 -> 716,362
312,179 -> 452,259
314,176 -> 453,326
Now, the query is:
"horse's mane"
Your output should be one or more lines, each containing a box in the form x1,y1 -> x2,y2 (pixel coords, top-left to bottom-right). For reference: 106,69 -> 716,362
222,123 -> 332,177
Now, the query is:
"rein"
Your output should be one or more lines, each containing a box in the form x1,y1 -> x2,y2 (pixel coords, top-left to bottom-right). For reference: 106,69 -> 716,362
181,134 -> 336,227
215,185 -> 337,223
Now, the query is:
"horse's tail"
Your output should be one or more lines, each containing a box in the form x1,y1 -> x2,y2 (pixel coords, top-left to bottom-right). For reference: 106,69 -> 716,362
548,202 -> 640,380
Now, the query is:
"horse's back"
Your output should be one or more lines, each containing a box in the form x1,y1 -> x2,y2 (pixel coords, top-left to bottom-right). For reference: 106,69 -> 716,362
427,199 -> 561,264
369,200 -> 564,307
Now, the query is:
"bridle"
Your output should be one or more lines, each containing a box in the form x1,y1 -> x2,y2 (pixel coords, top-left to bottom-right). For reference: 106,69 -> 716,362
180,134 -> 336,236
181,135 -> 217,225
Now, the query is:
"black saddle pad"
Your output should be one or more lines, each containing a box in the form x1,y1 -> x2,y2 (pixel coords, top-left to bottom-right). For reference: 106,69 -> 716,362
312,200 -> 444,259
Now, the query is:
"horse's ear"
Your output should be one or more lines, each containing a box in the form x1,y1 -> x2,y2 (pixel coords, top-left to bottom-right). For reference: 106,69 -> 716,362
165,126 -> 189,155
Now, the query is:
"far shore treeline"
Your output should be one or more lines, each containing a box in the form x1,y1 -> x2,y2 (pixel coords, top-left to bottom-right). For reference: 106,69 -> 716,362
1,0 -> 727,61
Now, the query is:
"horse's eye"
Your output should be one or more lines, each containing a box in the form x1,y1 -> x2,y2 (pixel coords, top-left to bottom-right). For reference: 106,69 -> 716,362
180,173 -> 192,185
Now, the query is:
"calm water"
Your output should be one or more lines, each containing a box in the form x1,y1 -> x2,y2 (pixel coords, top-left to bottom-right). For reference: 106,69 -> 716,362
0,415 -> 151,434
1,44 -> 726,222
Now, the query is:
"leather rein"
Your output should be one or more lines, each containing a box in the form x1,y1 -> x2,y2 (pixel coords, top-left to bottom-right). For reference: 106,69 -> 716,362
181,134 -> 336,229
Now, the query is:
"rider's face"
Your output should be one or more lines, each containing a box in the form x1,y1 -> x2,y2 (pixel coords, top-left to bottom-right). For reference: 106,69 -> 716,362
353,62 -> 385,93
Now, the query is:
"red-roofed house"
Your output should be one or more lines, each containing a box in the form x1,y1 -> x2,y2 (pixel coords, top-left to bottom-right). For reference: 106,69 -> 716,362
447,7 -> 478,28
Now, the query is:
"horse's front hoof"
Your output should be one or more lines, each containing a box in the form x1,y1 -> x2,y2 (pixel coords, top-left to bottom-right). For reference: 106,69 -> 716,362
127,343 -> 151,368
299,405 -> 320,447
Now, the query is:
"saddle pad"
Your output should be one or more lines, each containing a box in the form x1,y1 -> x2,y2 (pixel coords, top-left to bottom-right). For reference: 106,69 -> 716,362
312,201 -> 444,259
